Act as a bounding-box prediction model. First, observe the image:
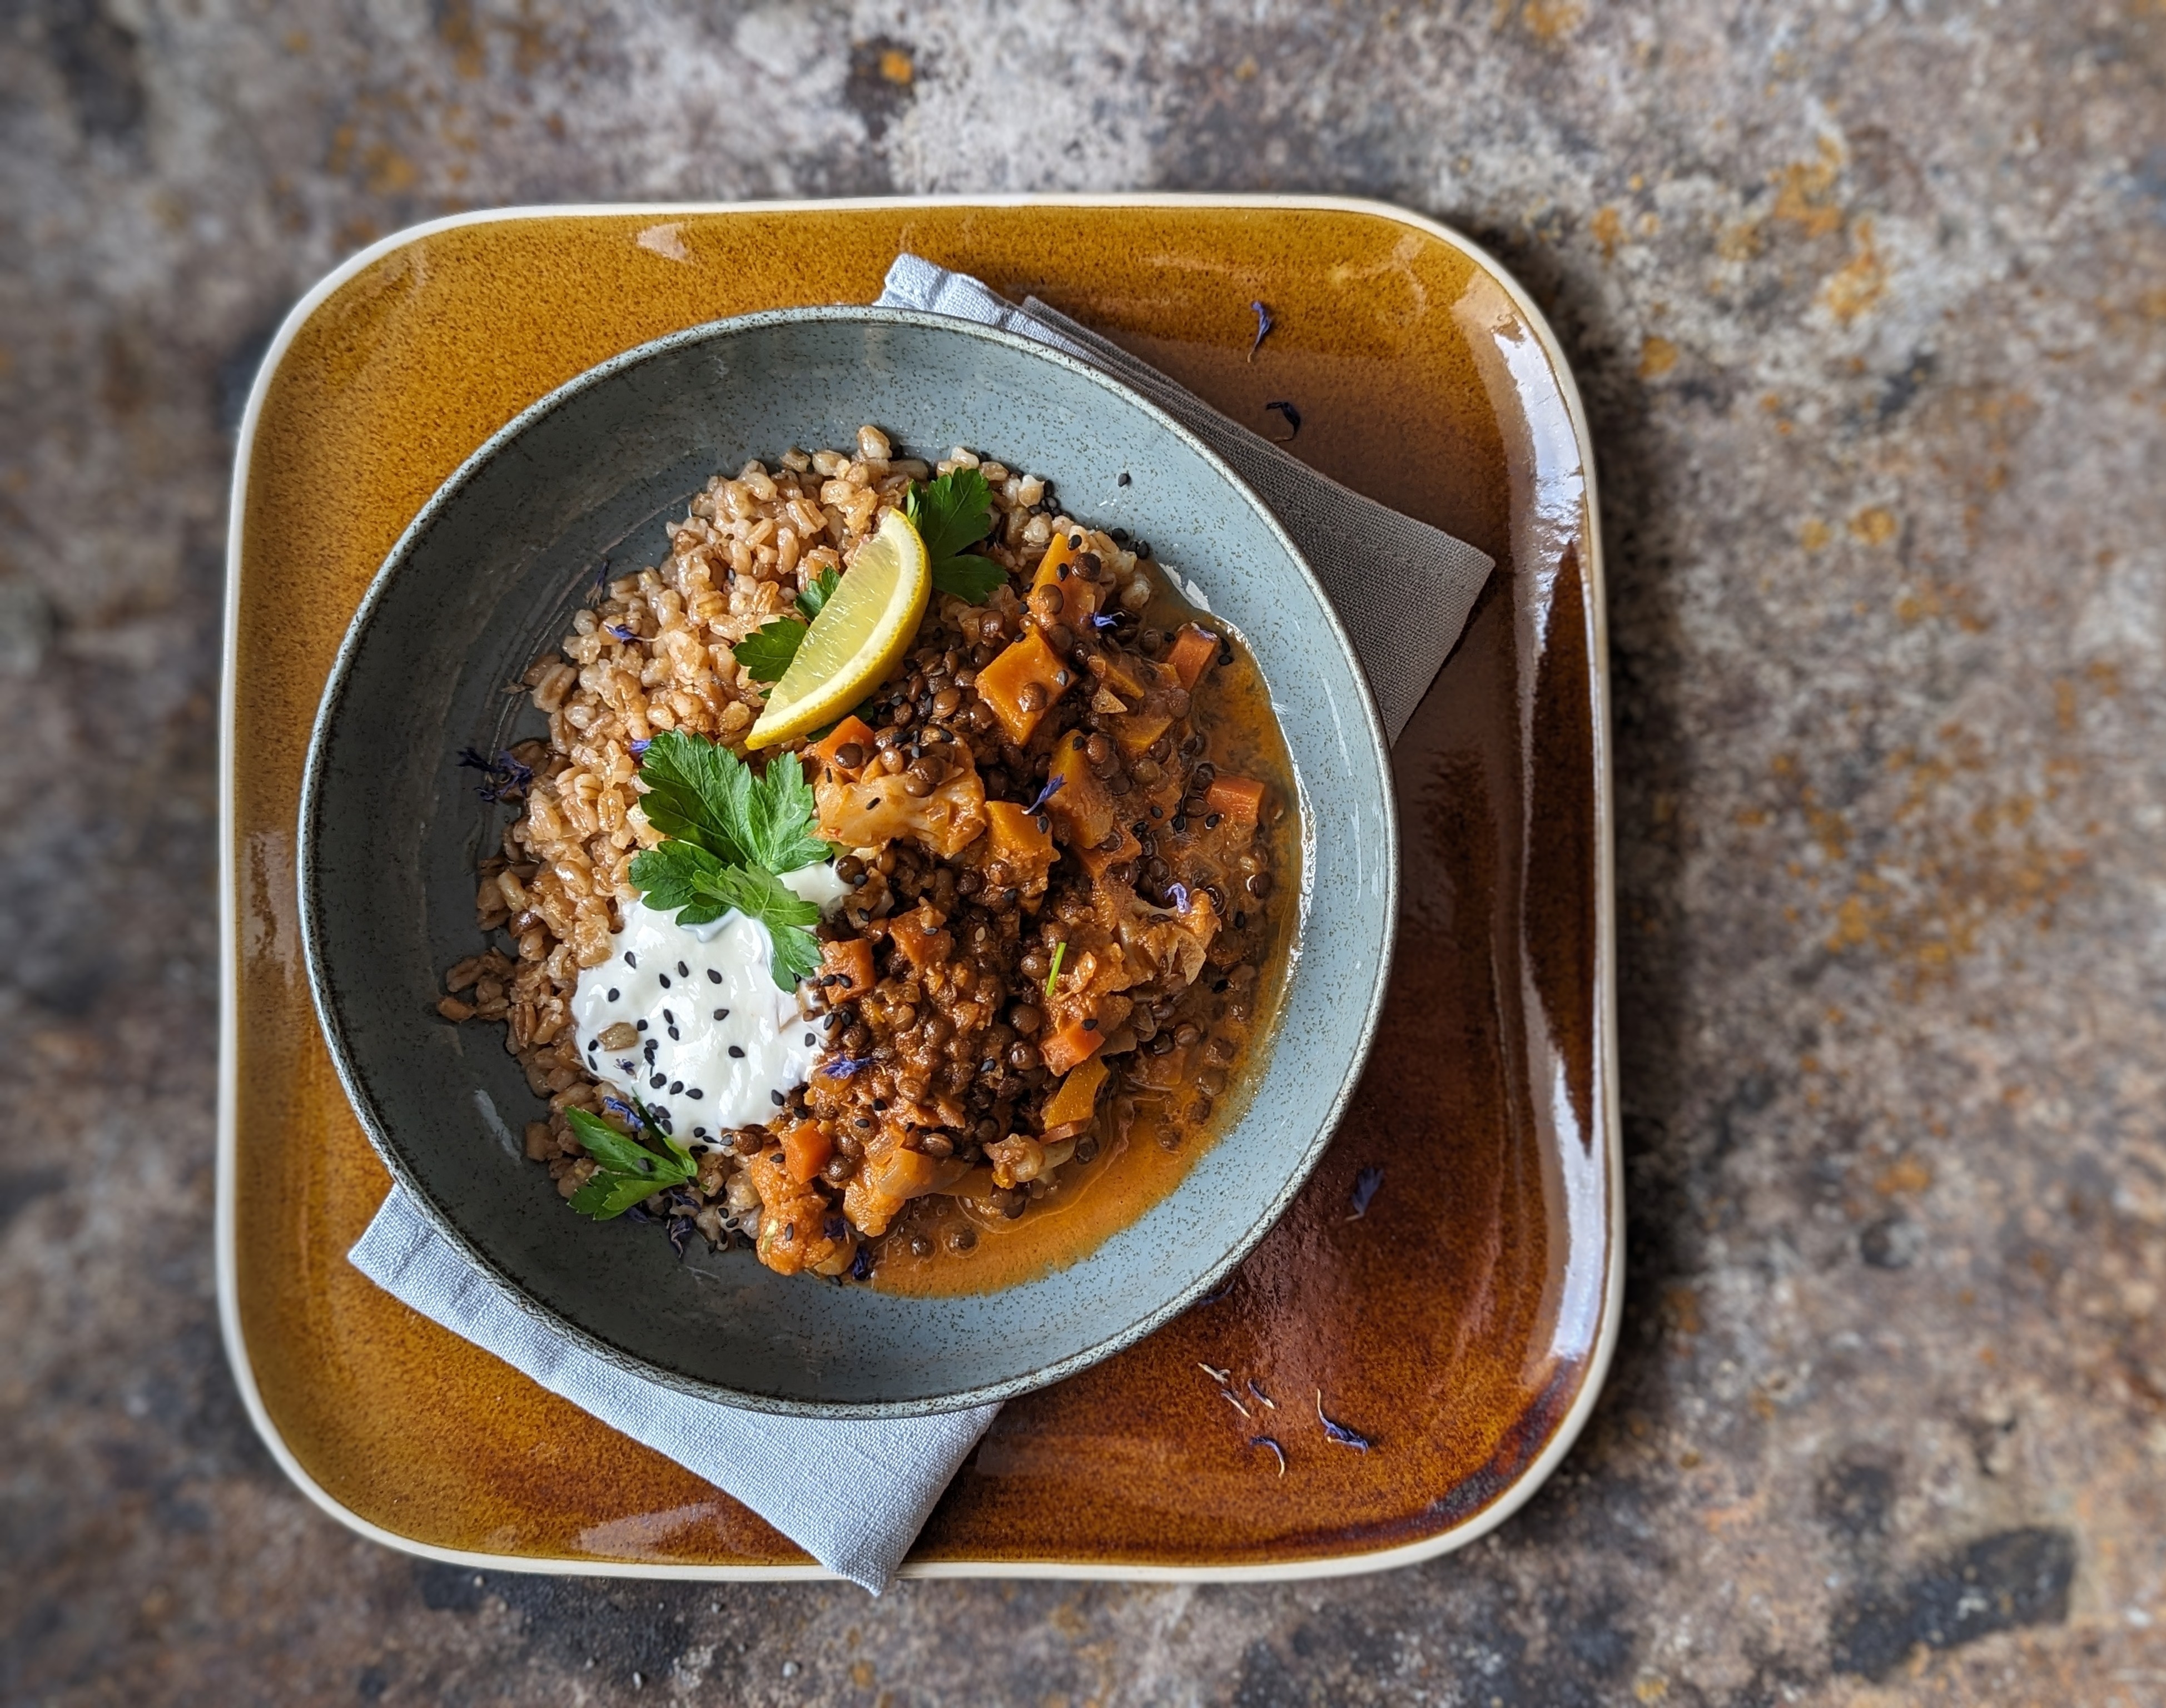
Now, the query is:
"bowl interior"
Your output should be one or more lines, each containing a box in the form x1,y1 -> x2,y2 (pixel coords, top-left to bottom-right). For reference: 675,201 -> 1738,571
301,309 -> 1394,1415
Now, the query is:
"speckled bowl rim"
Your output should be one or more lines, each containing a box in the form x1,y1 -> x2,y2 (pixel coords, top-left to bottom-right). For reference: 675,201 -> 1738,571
292,301 -> 1397,1419
217,192 -> 1619,1582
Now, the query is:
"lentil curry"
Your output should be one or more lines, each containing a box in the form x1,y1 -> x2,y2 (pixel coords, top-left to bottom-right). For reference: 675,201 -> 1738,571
439,429 -> 1295,1293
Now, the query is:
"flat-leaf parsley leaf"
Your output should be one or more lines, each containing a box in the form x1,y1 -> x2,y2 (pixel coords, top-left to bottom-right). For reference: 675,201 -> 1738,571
729,567 -> 848,683
734,751 -> 829,873
634,729 -> 753,863
627,732 -> 832,987
732,618 -> 808,684
564,1104 -> 696,1221
699,863 -> 824,988
905,468 -> 1006,603
794,564 -> 840,620
625,838 -> 733,927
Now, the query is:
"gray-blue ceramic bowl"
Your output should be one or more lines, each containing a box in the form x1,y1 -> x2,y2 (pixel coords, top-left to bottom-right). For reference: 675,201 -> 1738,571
299,307 -> 1395,1417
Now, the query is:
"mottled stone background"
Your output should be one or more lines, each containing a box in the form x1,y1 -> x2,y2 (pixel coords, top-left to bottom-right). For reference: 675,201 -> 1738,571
3,1 -> 2163,1704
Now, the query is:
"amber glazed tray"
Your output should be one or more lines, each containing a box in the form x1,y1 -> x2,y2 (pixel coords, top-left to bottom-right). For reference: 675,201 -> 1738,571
217,196 -> 1617,1580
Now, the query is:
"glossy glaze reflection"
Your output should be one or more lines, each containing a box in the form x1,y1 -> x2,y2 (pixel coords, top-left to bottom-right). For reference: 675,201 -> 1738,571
227,201 -> 1610,1571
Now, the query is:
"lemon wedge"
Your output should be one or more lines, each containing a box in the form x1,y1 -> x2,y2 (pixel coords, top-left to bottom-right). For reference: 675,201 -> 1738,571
746,505 -> 930,749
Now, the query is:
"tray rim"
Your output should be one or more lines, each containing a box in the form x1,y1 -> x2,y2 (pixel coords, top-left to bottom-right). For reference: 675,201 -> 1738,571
215,190 -> 1619,1585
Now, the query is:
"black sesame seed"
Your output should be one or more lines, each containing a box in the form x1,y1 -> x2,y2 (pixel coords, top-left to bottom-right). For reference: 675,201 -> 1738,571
659,973 -> 672,989
677,961 -> 689,977
1136,539 -> 1152,558
668,1027 -> 680,1040
1235,911 -> 1248,930
1205,812 -> 1221,829
625,952 -> 638,969
587,1052 -> 599,1068
728,1045 -> 745,1059
1173,816 -> 1188,833
670,1080 -> 684,1094
607,988 -> 620,1002
585,1039 -> 599,1052
688,1088 -> 703,1100
713,1008 -> 729,1021
662,1008 -> 674,1024
694,1126 -> 709,1139
707,969 -> 722,984
636,1019 -> 649,1031
650,1074 -> 667,1089
770,1090 -> 785,1107
1117,471 -> 1132,486
804,1033 -> 816,1047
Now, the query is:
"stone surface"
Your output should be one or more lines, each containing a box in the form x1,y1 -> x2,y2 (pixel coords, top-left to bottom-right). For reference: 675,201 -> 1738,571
3,2 -> 2163,1703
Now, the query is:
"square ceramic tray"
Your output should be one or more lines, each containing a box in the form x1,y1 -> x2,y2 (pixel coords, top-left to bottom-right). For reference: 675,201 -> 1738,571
217,195 -> 1618,1580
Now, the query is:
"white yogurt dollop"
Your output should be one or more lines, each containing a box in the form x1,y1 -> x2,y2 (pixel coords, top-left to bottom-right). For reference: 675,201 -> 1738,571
571,862 -> 850,1141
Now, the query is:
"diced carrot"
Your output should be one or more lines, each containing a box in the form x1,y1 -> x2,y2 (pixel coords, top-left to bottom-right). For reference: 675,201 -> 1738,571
818,937 -> 875,1000
1036,528 -> 1081,578
855,1143 -> 947,1205
1097,648 -> 1150,700
889,903 -> 952,971
975,629 -> 1075,745
1076,822 -> 1139,881
1204,774 -> 1267,827
780,1120 -> 833,1184
1041,1057 -> 1109,1131
1166,624 -> 1220,692
983,801 -> 1056,893
1030,529 -> 1102,628
1109,709 -> 1174,757
1040,1017 -> 1107,1076
812,714 -> 876,769
986,799 -> 1054,863
1045,735 -> 1116,847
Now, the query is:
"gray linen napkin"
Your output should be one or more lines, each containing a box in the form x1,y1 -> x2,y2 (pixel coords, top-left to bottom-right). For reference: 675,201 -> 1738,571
350,1188 -> 992,1592
346,258 -> 1494,1595
877,254 -> 1496,741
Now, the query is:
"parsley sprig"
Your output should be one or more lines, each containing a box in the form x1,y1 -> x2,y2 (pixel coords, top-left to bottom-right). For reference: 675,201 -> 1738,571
565,1102 -> 697,1220
737,471 -> 1005,686
907,468 -> 1006,603
627,730 -> 831,989
732,566 -> 840,685
631,845 -> 824,986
